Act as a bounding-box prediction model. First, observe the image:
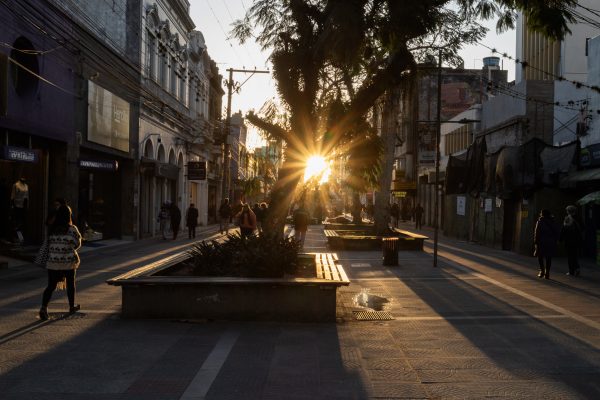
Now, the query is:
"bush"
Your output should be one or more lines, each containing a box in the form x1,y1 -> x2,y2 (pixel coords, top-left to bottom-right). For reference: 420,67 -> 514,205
187,233 -> 301,278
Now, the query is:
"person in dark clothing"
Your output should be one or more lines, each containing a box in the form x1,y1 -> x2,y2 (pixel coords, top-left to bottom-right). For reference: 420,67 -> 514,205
414,204 -> 424,230
560,205 -> 582,277
258,202 -> 268,232
390,203 -> 400,228
534,209 -> 559,279
170,203 -> 182,240
219,198 -> 231,234
186,203 -> 199,239
293,205 -> 310,247
46,198 -> 67,227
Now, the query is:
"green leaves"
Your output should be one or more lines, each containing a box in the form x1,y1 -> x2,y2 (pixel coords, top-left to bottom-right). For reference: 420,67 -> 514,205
187,233 -> 301,278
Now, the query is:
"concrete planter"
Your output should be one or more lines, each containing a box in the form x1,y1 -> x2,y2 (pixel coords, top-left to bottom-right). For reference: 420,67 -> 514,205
107,252 -> 349,322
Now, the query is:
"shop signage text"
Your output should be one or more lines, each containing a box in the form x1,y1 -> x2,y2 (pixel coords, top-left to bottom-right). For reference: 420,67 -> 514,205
79,159 -> 119,171
580,143 -> 600,168
1,146 -> 38,163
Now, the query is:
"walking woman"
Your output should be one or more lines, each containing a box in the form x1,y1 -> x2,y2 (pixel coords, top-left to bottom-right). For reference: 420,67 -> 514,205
560,205 -> 582,276
534,209 -> 559,280
39,205 -> 82,320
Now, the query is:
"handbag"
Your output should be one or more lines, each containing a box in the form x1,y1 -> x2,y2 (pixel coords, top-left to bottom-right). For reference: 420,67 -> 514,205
34,239 -> 49,268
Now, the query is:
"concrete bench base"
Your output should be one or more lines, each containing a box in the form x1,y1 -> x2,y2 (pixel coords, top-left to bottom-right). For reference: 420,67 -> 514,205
108,252 -> 349,322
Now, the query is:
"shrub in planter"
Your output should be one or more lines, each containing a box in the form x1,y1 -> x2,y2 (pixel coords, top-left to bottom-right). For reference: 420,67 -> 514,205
187,233 -> 302,278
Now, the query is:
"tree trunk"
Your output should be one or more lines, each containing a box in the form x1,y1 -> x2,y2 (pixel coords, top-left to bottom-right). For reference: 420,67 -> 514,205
374,96 -> 395,235
263,157 -> 302,239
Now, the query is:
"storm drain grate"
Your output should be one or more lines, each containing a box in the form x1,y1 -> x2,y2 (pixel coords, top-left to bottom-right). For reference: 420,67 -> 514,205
353,311 -> 394,321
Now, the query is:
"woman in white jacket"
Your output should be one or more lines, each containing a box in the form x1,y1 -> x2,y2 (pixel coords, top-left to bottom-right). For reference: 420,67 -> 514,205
39,205 -> 82,320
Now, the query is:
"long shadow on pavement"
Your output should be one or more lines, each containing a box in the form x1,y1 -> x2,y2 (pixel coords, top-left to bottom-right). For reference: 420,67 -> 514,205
395,254 -> 600,398
0,317 -> 369,400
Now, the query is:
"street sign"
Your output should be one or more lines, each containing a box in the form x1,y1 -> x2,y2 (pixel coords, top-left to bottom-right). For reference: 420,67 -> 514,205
188,161 -> 206,180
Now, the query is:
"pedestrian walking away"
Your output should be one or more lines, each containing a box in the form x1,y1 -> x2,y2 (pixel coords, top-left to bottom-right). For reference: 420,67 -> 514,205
534,209 -> 559,279
219,198 -> 231,234
170,203 -> 181,240
414,203 -> 424,230
39,205 -> 82,320
390,202 -> 400,228
293,204 -> 310,247
560,205 -> 582,277
186,203 -> 199,239
237,203 -> 257,238
158,204 -> 170,239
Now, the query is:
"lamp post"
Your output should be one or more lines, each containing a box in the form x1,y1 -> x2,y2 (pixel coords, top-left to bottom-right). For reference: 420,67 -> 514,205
433,48 -> 442,268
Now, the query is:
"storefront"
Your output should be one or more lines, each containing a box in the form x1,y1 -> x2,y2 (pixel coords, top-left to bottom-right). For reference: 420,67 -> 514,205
0,145 -> 45,244
139,157 -> 180,237
77,154 -> 121,240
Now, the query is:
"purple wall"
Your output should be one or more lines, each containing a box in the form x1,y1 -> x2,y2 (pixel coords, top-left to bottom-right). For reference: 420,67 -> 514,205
0,1 -> 75,144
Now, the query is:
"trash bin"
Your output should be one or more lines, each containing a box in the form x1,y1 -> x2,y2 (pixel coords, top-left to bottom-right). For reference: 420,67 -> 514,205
382,237 -> 399,266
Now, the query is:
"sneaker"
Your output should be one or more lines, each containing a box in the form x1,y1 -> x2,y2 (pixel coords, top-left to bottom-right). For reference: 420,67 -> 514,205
39,307 -> 49,321
69,304 -> 80,314
537,272 -> 544,278
566,272 -> 572,276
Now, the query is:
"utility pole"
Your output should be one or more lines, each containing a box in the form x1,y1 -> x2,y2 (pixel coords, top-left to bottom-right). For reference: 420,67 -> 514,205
433,49 -> 442,268
222,68 -> 269,201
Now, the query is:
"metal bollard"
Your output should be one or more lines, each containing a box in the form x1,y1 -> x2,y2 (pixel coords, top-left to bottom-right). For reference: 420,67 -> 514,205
382,237 -> 399,266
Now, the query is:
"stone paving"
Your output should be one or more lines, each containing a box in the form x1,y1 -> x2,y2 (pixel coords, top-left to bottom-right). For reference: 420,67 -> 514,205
0,224 -> 599,399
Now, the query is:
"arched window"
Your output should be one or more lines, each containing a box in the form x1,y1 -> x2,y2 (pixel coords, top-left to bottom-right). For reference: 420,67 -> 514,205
168,148 -> 176,165
10,36 -> 39,98
157,144 -> 166,162
143,139 -> 154,158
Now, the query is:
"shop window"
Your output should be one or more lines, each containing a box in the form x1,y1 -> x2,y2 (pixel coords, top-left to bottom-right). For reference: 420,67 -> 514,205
10,36 -> 39,98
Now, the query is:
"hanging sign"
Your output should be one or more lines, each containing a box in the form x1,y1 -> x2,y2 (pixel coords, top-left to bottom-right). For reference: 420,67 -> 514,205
188,161 -> 207,180
456,196 -> 466,216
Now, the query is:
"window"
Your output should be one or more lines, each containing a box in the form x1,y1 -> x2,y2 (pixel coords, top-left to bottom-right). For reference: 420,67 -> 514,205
170,56 -> 177,96
158,47 -> 167,88
586,38 -> 591,57
147,33 -> 156,79
179,71 -> 186,104
10,36 -> 39,98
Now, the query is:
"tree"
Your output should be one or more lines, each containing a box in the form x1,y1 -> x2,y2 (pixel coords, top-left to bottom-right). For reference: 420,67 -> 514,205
234,0 -> 577,237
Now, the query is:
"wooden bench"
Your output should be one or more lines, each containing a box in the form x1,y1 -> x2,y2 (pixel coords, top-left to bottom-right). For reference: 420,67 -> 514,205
313,252 -> 349,284
324,229 -> 344,249
392,229 -> 428,251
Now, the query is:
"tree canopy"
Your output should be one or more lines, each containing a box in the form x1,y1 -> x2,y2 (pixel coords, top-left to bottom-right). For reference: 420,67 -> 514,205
233,0 -> 578,233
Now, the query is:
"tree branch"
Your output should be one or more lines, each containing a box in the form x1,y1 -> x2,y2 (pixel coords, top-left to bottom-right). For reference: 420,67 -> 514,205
245,111 -> 290,142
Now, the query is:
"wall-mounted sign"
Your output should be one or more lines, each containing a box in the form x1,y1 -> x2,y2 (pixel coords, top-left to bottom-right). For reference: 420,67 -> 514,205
1,146 -> 38,163
79,158 -> 118,171
456,196 -> 466,216
88,81 -> 130,152
392,190 -> 408,198
188,161 -> 207,180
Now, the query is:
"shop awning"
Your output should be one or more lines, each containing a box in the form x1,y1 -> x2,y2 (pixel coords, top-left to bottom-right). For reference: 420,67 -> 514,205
577,191 -> 600,205
560,168 -> 600,186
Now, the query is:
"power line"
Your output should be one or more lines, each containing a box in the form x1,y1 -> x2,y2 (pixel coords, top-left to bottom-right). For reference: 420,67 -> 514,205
205,0 -> 244,66
476,41 -> 600,95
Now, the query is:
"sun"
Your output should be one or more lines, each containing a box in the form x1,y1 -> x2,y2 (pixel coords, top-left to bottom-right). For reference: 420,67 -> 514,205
304,155 -> 331,183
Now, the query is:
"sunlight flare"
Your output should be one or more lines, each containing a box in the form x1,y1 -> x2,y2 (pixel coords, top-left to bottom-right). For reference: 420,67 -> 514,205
304,155 -> 331,183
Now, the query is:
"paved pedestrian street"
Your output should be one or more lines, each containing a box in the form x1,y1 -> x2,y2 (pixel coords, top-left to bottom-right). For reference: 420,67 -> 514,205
1,225 -> 600,399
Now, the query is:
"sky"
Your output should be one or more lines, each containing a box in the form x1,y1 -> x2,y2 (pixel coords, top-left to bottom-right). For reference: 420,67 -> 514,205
189,1 -> 517,147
